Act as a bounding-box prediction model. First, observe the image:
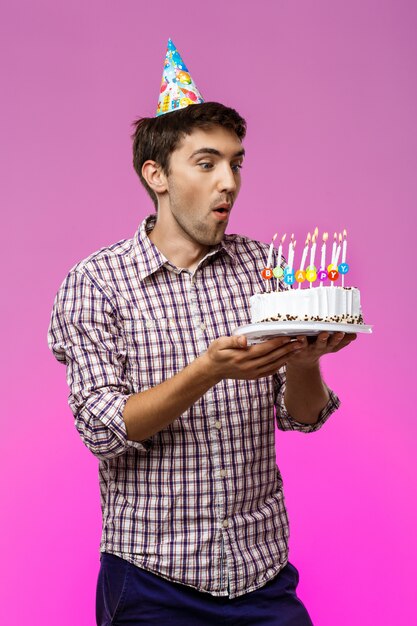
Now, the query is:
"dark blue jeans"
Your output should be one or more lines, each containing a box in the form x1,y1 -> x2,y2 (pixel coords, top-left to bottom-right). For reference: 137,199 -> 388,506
96,553 -> 314,625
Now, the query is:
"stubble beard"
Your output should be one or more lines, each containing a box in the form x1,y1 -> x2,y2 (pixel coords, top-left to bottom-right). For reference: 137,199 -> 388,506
168,188 -> 226,248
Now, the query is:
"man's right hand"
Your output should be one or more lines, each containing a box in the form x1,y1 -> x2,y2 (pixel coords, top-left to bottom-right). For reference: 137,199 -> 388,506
124,335 -> 303,442
204,335 -> 304,384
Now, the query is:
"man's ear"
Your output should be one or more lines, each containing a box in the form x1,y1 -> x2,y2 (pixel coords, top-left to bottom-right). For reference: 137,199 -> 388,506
141,160 -> 168,194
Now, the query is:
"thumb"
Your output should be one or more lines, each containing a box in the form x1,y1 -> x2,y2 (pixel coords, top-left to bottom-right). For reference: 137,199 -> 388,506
234,334 -> 248,349
214,335 -> 248,350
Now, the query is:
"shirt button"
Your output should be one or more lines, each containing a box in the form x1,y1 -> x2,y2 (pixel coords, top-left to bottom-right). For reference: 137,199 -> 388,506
200,322 -> 206,331
220,469 -> 227,478
222,519 -> 229,528
214,421 -> 221,429
145,319 -> 154,328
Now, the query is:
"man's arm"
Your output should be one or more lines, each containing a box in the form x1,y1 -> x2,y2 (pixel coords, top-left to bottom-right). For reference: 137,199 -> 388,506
283,331 -> 357,424
123,334 -> 303,441
49,269 -> 302,457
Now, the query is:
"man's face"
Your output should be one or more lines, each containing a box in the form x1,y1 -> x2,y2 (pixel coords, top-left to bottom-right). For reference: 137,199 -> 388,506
161,125 -> 244,247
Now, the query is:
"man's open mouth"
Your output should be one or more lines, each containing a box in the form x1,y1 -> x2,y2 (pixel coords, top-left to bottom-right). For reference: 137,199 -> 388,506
213,204 -> 231,215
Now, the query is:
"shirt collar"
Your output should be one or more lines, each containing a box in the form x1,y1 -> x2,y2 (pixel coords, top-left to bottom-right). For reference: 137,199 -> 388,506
132,214 -> 236,281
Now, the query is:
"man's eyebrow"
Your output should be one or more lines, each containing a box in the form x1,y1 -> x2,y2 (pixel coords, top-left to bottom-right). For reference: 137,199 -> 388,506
189,147 -> 245,159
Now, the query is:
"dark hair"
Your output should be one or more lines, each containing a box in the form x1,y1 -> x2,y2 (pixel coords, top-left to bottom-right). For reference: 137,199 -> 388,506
131,102 -> 247,208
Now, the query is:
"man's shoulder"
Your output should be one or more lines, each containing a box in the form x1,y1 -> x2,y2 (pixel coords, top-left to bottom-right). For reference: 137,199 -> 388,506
223,232 -> 270,257
70,236 -> 136,276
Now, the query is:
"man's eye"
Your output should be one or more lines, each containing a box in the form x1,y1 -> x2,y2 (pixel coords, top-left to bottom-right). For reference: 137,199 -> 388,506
232,163 -> 243,172
198,162 -> 213,170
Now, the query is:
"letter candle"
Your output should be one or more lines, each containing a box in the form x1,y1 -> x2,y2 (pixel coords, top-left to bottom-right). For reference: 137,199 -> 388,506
275,233 -> 286,291
309,228 -> 318,288
342,229 -> 347,287
298,232 -> 311,289
320,232 -> 328,287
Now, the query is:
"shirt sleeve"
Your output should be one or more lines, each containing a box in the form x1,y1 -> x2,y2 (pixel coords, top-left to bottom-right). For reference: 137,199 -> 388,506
273,367 -> 340,433
47,269 -> 152,459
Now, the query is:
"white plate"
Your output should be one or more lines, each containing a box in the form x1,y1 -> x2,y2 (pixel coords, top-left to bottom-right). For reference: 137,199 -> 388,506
232,321 -> 373,345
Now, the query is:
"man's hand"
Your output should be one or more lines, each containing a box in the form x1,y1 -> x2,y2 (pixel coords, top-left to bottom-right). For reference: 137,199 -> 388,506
283,331 -> 356,424
204,335 -> 303,384
286,331 -> 357,369
124,334 -> 301,441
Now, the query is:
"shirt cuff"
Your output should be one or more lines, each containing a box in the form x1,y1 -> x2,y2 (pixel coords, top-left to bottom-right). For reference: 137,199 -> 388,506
110,394 -> 153,453
78,390 -> 153,456
276,385 -> 340,433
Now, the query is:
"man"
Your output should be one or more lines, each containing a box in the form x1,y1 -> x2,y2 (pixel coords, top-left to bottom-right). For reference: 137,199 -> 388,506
48,42 -> 356,625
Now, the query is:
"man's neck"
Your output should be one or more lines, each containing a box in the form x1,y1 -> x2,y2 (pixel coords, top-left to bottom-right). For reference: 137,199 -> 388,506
148,219 -> 211,272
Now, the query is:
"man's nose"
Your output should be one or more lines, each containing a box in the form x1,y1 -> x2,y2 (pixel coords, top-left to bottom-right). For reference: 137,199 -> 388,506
217,163 -> 238,194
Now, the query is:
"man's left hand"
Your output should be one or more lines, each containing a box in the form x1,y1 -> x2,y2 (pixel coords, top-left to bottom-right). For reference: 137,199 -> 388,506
286,332 -> 357,368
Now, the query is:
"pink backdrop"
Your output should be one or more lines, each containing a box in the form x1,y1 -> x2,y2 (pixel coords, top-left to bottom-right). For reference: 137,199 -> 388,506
1,1 -> 416,624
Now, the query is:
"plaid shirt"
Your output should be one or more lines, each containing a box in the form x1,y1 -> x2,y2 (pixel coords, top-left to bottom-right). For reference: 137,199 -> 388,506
48,214 -> 340,599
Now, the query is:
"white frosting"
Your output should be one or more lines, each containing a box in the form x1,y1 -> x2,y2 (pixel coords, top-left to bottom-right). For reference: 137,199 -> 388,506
250,286 -> 363,323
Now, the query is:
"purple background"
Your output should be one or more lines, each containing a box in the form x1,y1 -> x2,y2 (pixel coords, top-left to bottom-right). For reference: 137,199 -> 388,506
1,1 -> 416,624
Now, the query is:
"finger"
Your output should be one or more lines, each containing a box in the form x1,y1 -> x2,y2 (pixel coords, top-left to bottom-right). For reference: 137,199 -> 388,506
215,335 -> 248,351
252,356 -> 291,378
245,340 -> 303,370
310,332 -> 330,354
331,333 -> 357,353
294,335 -> 308,349
246,336 -> 295,357
327,332 -> 345,351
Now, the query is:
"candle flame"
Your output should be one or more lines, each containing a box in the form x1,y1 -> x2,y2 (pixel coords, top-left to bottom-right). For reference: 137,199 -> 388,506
272,233 -> 278,242
339,232 -> 343,243
290,233 -> 294,243
323,232 -> 328,242
305,232 -> 311,246
293,240 -> 297,249
314,226 -> 319,239
281,233 -> 287,244
343,228 -> 347,239
333,232 -> 337,242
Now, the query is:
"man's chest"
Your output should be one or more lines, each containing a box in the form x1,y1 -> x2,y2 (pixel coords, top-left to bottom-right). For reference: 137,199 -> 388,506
112,266 -> 257,387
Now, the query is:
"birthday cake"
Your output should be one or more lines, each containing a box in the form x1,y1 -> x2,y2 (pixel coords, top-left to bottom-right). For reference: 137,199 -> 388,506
250,229 -> 366,326
250,286 -> 364,324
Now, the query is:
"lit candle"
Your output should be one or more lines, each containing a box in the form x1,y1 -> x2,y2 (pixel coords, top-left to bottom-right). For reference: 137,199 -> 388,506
266,233 -> 277,269
320,232 -> 328,287
298,233 -> 311,289
288,233 -> 294,266
275,233 -> 286,291
285,234 -> 294,290
331,233 -> 342,287
331,232 -> 337,266
342,229 -> 347,263
309,228 -> 318,289
342,228 -> 347,287
289,239 -> 296,271
266,233 -> 277,292
287,240 -> 296,289
334,232 -> 342,267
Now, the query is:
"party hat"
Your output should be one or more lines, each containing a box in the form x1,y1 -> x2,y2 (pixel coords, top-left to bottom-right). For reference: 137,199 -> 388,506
156,38 -> 204,116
